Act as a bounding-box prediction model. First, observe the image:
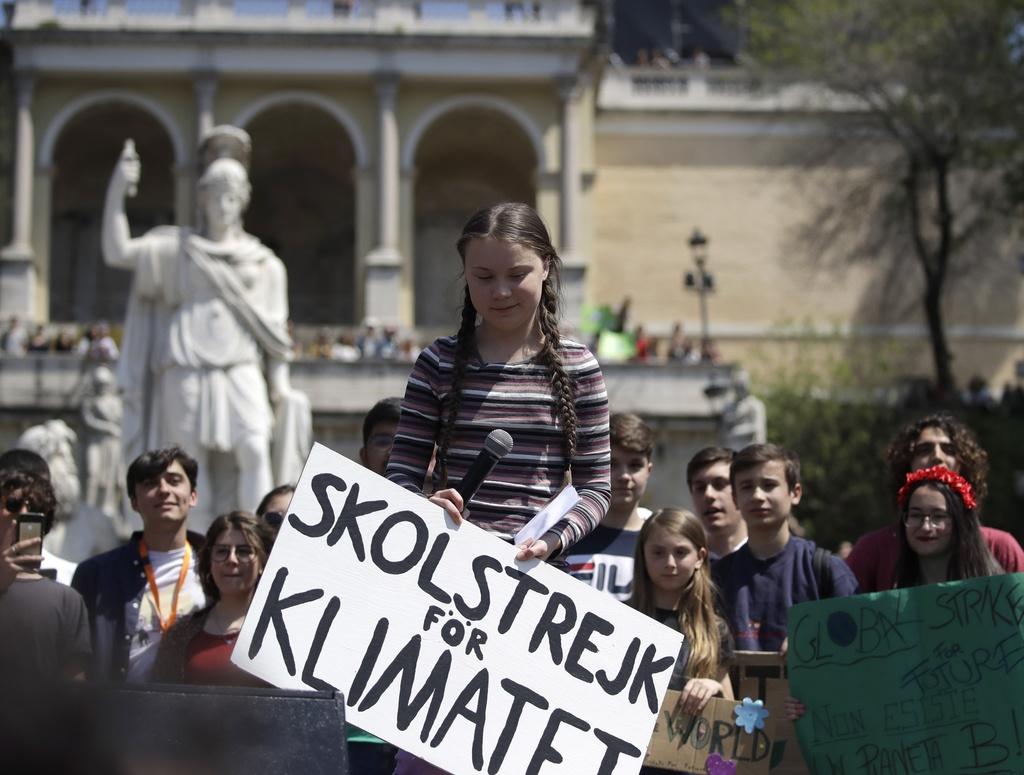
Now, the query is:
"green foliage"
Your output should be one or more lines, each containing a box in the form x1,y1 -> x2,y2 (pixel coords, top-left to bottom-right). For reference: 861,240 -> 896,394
761,355 -> 1024,550
743,0 -> 1024,394
752,324 -> 1024,548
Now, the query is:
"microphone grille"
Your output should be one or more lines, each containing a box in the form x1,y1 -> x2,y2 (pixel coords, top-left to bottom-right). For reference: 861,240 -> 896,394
484,429 -> 514,458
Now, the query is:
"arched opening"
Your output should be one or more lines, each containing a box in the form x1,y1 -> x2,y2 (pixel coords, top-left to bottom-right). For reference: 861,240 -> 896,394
50,104 -> 175,323
412,106 -> 538,328
244,103 -> 357,325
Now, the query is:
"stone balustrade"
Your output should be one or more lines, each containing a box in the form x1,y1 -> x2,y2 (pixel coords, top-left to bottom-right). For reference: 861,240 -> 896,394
597,64 -> 858,113
0,354 -> 732,418
11,0 -> 594,34
0,354 -> 730,507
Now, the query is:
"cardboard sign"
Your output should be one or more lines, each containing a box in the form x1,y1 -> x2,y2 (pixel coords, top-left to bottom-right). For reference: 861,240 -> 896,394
645,693 -> 776,775
732,652 -> 807,775
232,443 -> 684,775
788,575 -> 1024,775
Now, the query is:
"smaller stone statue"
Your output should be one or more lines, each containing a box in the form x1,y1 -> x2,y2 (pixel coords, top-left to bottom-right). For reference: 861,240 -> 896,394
81,364 -> 127,531
720,371 -> 767,451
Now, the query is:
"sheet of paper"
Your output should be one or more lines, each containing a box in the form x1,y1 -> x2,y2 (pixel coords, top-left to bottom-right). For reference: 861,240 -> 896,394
513,485 -> 581,544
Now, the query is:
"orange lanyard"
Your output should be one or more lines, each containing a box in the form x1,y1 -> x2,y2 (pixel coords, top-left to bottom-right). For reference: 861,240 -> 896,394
138,539 -> 192,633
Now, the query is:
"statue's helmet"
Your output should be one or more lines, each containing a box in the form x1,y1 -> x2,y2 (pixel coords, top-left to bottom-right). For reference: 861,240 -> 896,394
198,157 -> 252,208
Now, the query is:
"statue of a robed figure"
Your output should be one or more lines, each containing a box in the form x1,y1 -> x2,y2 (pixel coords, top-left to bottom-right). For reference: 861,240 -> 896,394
103,126 -> 311,530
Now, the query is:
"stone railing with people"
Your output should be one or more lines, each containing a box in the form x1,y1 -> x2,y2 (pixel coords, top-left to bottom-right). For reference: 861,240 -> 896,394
12,0 -> 593,33
0,351 -> 735,419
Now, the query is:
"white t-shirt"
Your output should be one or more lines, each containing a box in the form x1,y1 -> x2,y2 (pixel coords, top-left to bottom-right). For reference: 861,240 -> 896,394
127,546 -> 206,681
709,536 -> 748,562
41,548 -> 77,586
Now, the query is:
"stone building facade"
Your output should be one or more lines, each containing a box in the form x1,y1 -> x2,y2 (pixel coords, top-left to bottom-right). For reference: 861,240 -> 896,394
1,0 -> 1021,386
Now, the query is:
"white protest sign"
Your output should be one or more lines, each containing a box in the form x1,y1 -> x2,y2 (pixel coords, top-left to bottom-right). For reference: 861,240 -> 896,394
233,443 -> 683,775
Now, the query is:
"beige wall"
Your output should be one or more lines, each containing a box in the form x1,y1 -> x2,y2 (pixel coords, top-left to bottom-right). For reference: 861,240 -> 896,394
591,126 -> 1024,387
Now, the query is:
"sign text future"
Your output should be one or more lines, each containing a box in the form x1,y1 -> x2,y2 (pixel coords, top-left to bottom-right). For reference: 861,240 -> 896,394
788,575 -> 1024,775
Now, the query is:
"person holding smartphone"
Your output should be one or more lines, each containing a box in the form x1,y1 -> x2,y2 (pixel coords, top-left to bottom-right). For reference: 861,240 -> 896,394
0,469 -> 92,683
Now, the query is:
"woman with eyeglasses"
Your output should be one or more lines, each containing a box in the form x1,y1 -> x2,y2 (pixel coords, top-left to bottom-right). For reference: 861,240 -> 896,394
151,510 -> 274,685
786,465 -> 1003,723
891,465 -> 1003,588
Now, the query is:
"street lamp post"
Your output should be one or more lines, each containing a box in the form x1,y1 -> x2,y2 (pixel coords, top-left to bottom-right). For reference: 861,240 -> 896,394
684,227 -> 714,353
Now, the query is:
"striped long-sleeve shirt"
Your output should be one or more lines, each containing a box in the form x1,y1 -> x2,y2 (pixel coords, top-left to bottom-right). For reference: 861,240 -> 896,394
386,335 -> 611,552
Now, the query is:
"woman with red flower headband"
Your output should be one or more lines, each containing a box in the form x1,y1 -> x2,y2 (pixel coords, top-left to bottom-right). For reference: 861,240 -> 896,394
893,465 -> 1002,588
786,464 -> 1005,725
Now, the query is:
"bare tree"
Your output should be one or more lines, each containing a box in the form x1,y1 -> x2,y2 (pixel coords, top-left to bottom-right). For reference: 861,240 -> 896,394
746,0 -> 1024,396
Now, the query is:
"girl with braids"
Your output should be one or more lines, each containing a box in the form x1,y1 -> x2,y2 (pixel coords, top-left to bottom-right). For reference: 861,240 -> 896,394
629,508 -> 733,775
386,202 -> 611,564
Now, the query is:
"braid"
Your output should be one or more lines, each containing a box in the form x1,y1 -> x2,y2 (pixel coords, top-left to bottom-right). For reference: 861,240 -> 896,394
536,278 -> 577,480
437,286 -> 477,488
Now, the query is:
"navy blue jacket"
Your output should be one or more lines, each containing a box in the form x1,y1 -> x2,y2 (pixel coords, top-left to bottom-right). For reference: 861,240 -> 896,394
71,530 -> 205,681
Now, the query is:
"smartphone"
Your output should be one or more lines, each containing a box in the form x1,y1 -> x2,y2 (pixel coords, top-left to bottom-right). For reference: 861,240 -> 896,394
16,513 -> 45,547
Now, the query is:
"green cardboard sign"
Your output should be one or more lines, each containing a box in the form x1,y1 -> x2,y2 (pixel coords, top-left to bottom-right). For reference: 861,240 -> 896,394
787,574 -> 1024,774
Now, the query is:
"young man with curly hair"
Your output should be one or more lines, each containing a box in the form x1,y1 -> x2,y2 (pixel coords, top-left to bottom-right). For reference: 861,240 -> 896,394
846,413 -> 1024,591
0,469 -> 92,682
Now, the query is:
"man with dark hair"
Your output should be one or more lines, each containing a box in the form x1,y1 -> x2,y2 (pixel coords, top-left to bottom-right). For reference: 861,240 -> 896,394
0,450 -> 77,583
846,413 -> 1023,591
0,470 -> 91,683
687,446 -> 746,560
713,444 -> 857,652
72,446 -> 207,681
0,448 -> 50,480
566,412 -> 654,600
359,397 -> 402,476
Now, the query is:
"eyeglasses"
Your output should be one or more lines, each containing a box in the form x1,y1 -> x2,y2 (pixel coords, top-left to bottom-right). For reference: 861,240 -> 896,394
911,441 -> 956,458
904,512 -> 952,529
211,544 -> 258,563
4,496 -> 24,514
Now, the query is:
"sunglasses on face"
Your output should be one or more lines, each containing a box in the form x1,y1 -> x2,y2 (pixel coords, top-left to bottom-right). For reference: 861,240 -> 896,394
262,511 -> 285,529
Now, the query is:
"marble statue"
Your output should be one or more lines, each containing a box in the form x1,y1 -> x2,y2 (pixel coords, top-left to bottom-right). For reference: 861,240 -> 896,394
81,364 -> 126,524
720,371 -> 767,451
102,126 -> 312,530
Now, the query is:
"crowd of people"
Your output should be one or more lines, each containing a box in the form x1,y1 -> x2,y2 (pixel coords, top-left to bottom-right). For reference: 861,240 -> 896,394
1,317 -> 120,360
2,202 -> 1022,775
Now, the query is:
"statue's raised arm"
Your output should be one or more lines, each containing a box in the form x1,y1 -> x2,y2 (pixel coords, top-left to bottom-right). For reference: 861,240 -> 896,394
102,139 -> 148,270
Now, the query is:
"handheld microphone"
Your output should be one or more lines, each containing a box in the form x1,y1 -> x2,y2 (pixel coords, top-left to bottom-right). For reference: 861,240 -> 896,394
454,429 -> 514,506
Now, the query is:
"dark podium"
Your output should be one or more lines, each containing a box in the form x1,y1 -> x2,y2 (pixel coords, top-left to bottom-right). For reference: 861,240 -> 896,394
1,683 -> 350,775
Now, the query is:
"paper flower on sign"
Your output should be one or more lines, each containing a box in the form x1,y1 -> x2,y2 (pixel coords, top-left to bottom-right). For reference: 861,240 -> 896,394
706,753 -> 737,775
733,697 -> 770,734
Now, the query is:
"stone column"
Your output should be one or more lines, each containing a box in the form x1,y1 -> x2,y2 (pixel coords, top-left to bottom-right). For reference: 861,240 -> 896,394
0,71 -> 37,318
399,165 -> 416,325
556,74 -> 585,330
363,71 -> 403,325
193,71 -> 218,142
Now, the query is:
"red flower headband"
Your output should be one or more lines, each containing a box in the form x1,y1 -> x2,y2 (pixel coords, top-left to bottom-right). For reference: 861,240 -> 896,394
897,465 -> 977,511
